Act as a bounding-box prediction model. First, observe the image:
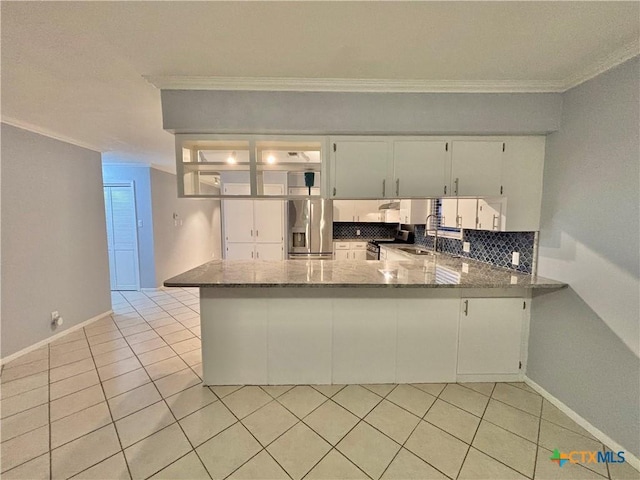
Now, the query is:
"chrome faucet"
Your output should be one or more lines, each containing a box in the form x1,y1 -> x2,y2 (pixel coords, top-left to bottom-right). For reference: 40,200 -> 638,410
425,214 -> 439,254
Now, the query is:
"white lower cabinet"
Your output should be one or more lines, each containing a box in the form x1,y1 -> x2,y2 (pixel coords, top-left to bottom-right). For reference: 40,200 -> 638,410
457,297 -> 524,375
226,243 -> 283,260
333,241 -> 367,260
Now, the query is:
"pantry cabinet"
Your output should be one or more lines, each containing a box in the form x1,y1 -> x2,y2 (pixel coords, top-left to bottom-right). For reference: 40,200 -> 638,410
457,297 -> 524,375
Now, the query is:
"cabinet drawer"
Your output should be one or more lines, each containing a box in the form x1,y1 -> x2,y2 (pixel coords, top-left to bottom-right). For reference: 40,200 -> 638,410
334,242 -> 351,250
351,242 -> 367,250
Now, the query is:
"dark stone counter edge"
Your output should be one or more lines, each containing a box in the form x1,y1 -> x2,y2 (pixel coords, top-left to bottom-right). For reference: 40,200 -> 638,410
164,281 -> 567,289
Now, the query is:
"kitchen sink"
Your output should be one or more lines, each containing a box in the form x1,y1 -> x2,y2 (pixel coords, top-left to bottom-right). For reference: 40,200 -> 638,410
396,247 -> 437,256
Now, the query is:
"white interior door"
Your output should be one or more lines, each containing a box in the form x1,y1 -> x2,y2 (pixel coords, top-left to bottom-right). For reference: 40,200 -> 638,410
393,141 -> 448,197
104,184 -> 140,291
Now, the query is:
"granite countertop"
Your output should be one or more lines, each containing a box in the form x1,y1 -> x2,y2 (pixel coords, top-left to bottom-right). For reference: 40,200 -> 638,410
333,238 -> 392,242
164,252 -> 566,289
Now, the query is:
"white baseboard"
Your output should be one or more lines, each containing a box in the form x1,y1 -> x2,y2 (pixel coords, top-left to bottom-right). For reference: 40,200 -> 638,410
524,376 -> 640,472
457,373 -> 524,383
1,310 -> 113,366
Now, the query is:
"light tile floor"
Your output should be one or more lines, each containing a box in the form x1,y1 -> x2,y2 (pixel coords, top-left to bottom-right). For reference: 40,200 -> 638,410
1,288 -> 638,480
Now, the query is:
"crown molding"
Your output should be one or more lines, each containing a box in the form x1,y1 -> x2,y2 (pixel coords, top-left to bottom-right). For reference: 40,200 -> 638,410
144,75 -> 565,93
561,38 -> 640,91
1,117 -> 102,152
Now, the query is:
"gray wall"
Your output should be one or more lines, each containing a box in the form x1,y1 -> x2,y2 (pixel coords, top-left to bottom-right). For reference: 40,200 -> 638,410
161,90 -> 562,134
150,169 -> 221,286
102,164 -> 157,288
1,124 -> 112,358
530,57 -> 640,457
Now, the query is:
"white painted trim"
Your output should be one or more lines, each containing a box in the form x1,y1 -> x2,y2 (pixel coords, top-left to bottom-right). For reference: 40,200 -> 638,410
562,39 -> 640,91
456,373 -> 524,383
524,376 -> 640,472
145,75 -> 565,93
1,117 -> 102,152
0,310 -> 113,366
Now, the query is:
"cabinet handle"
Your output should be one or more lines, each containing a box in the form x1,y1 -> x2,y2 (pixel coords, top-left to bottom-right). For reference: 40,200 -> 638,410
463,299 -> 469,316
256,230 -> 259,237
444,185 -> 447,195
256,251 -> 259,259
456,215 -> 462,228
333,187 -> 337,196
454,178 -> 459,196
251,251 -> 254,258
396,179 -> 400,196
250,229 -> 253,237
492,215 -> 499,230
382,179 -> 386,197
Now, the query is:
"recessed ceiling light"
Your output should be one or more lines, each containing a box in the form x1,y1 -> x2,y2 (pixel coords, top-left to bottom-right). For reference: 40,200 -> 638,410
267,154 -> 276,164
226,151 -> 236,164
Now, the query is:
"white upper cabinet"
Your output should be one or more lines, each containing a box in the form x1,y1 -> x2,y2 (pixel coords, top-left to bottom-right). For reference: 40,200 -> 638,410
450,141 -> 504,197
477,199 -> 503,231
333,200 -> 383,222
331,139 -> 389,198
393,141 -> 448,197
399,199 -> 431,225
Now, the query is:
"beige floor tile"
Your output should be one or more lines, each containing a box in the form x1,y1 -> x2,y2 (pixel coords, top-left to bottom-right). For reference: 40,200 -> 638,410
126,330 -> 161,346
492,383 -> 543,416
1,404 -> 49,442
0,425 -> 49,473
147,317 -> 177,328
440,383 -> 489,417
228,450 -> 290,479
189,326 -> 202,337
260,385 -> 295,399
405,421 -> 469,479
0,452 -> 49,480
424,399 -> 480,444
102,368 -> 151,398
484,398 -> 540,442
363,384 -> 397,397
241,400 -> 298,446
2,347 -> 48,369
85,321 -> 119,337
210,384 -> 243,398
50,358 -> 96,383
98,356 -> 142,381
138,346 -> 177,367
115,400 -> 175,448
1,385 -> 48,419
304,399 -> 359,445
311,384 -> 346,398
365,399 -> 421,444
541,400 -> 596,440
472,420 -> 537,477
50,385 -> 104,422
381,448 -> 448,480
337,421 -> 400,479
90,338 -> 129,356
50,337 -> 88,353
52,424 -> 120,479
458,447 -> 527,479
387,384 -> 437,418
538,420 -> 607,477
171,338 -> 200,355
163,329 -> 195,345
607,454 -> 640,480
192,363 -> 203,379
179,400 -> 237,446
197,423 -> 262,479
1,372 -> 48,399
0,358 -> 48,382
51,402 -> 112,448
268,422 -> 331,480
130,337 -> 167,355
277,385 -> 327,419
87,330 -> 123,346
410,383 -> 447,397
50,370 -> 100,401
222,386 -> 273,419
332,385 -> 383,418
108,382 -> 162,420
154,368 -> 201,398
306,449 -> 369,480
460,382 -> 495,397
124,424 -> 192,480
72,452 -> 131,479
50,347 -> 92,368
508,382 -> 539,395
119,323 -> 152,337
145,356 -> 188,381
92,346 -> 135,368
534,446 -> 606,480
150,451 -> 210,480
51,329 -> 87,345
178,316 -> 200,329
180,349 -> 202,367
166,384 -> 217,419
154,322 -> 184,336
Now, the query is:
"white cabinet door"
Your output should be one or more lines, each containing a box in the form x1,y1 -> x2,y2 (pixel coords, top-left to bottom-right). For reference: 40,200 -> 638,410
254,199 -> 283,243
393,141 -> 449,197
477,199 -> 503,231
399,199 -> 411,224
458,199 -> 478,230
225,243 -> 255,260
334,249 -> 350,260
333,200 -> 355,222
440,198 -> 458,229
351,249 -> 367,260
451,141 -> 503,196
332,140 -> 389,198
255,243 -> 283,260
457,298 -> 524,375
355,200 -> 383,222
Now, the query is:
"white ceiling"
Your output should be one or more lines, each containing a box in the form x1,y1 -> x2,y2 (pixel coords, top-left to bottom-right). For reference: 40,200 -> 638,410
2,1 -> 638,170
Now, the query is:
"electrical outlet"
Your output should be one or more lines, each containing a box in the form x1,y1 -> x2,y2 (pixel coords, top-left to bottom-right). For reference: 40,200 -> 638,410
512,252 -> 520,266
463,242 -> 470,253
356,229 -> 361,236
51,311 -> 63,326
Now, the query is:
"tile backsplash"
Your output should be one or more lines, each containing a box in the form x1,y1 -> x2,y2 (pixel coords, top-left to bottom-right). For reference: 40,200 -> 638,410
333,222 -> 398,239
413,226 -> 536,274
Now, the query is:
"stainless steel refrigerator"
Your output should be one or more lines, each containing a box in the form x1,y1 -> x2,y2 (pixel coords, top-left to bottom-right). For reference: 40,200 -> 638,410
287,199 -> 333,259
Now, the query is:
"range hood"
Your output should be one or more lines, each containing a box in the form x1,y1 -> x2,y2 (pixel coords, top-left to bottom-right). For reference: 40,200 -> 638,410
378,201 -> 400,210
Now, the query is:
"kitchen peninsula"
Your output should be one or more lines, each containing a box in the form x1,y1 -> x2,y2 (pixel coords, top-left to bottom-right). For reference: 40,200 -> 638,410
166,252 -> 565,386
